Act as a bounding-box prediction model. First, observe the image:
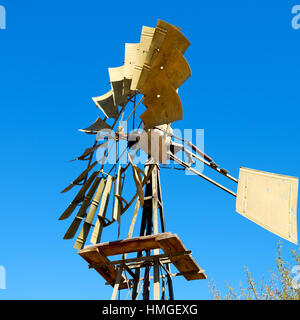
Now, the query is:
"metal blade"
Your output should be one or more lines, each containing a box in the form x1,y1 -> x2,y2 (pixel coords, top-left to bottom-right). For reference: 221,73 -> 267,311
59,171 -> 99,220
60,161 -> 99,193
130,26 -> 155,91
92,90 -> 119,118
73,178 -> 106,249
63,177 -> 101,240
90,175 -> 113,244
108,65 -> 127,106
142,47 -> 191,91
140,73 -> 182,129
124,43 -> 139,96
137,20 -> 181,89
79,117 -> 112,134
112,165 -> 122,237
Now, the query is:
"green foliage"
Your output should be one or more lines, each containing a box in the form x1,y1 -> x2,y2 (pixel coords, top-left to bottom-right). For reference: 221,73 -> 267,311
209,242 -> 300,300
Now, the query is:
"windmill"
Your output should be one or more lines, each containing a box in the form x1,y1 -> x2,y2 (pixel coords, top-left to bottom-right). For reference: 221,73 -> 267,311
59,19 -> 299,300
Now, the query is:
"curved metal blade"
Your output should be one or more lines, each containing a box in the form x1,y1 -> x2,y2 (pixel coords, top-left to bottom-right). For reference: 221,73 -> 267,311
73,178 -> 106,249
108,65 -> 127,106
138,22 -> 190,90
79,117 -> 112,134
63,177 -> 101,240
90,175 -> 113,244
130,26 -> 155,91
69,142 -> 108,162
92,90 -> 119,118
142,47 -> 191,91
60,161 -> 99,193
137,20 -> 180,89
140,73 -> 183,129
112,165 -> 122,237
59,171 -> 99,220
124,43 -> 139,96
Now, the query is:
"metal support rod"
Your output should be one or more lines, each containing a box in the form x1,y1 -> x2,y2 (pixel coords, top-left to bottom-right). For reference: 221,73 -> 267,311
170,154 -> 237,197
111,265 -> 122,300
122,96 -> 144,125
151,165 -> 160,300
156,167 -> 174,300
132,165 -> 151,300
154,125 -> 237,183
153,258 -> 160,300
183,147 -> 238,183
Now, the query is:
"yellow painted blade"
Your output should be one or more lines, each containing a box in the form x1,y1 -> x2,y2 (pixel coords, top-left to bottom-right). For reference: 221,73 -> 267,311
137,19 -> 185,89
142,47 -> 191,91
73,179 -> 106,249
63,177 -> 101,240
60,161 -> 98,193
92,90 -> 119,118
130,26 -> 155,91
112,165 -> 122,237
108,65 -> 127,106
140,73 -> 182,129
90,175 -> 113,244
79,117 -> 112,134
59,171 -> 99,220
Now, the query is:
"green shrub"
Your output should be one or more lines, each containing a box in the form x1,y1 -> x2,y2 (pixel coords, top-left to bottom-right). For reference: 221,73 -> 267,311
209,242 -> 300,300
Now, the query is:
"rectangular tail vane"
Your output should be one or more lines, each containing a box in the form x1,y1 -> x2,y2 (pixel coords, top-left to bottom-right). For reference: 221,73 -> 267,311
236,167 -> 298,244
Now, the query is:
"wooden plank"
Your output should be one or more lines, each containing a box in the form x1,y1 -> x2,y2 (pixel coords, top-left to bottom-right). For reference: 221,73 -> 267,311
78,232 -> 206,285
79,247 -> 128,289
80,233 -> 172,256
156,234 -> 206,280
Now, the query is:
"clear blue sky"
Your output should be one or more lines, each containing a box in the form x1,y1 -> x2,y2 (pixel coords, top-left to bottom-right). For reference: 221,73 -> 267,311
0,0 -> 300,300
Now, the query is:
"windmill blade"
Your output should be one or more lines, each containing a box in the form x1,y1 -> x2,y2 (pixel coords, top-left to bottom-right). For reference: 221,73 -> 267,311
92,90 -> 119,118
236,167 -> 298,244
60,161 -> 99,193
138,20 -> 188,90
79,117 -> 112,134
73,178 -> 106,249
112,165 -> 123,237
130,26 -> 155,91
90,175 -> 113,244
108,65 -> 127,106
59,171 -> 99,220
142,47 -> 191,91
63,176 -> 101,240
114,194 -> 128,215
155,25 -> 190,54
143,20 -> 181,68
137,25 -> 191,129
124,43 -> 139,96
140,73 -> 183,129
69,142 -> 108,162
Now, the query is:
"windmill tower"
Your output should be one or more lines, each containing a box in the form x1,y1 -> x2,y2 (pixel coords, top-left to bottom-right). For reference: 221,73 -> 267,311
59,20 -> 299,300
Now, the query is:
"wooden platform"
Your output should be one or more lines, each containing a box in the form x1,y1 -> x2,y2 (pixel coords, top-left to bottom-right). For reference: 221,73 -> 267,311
78,232 -> 206,289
